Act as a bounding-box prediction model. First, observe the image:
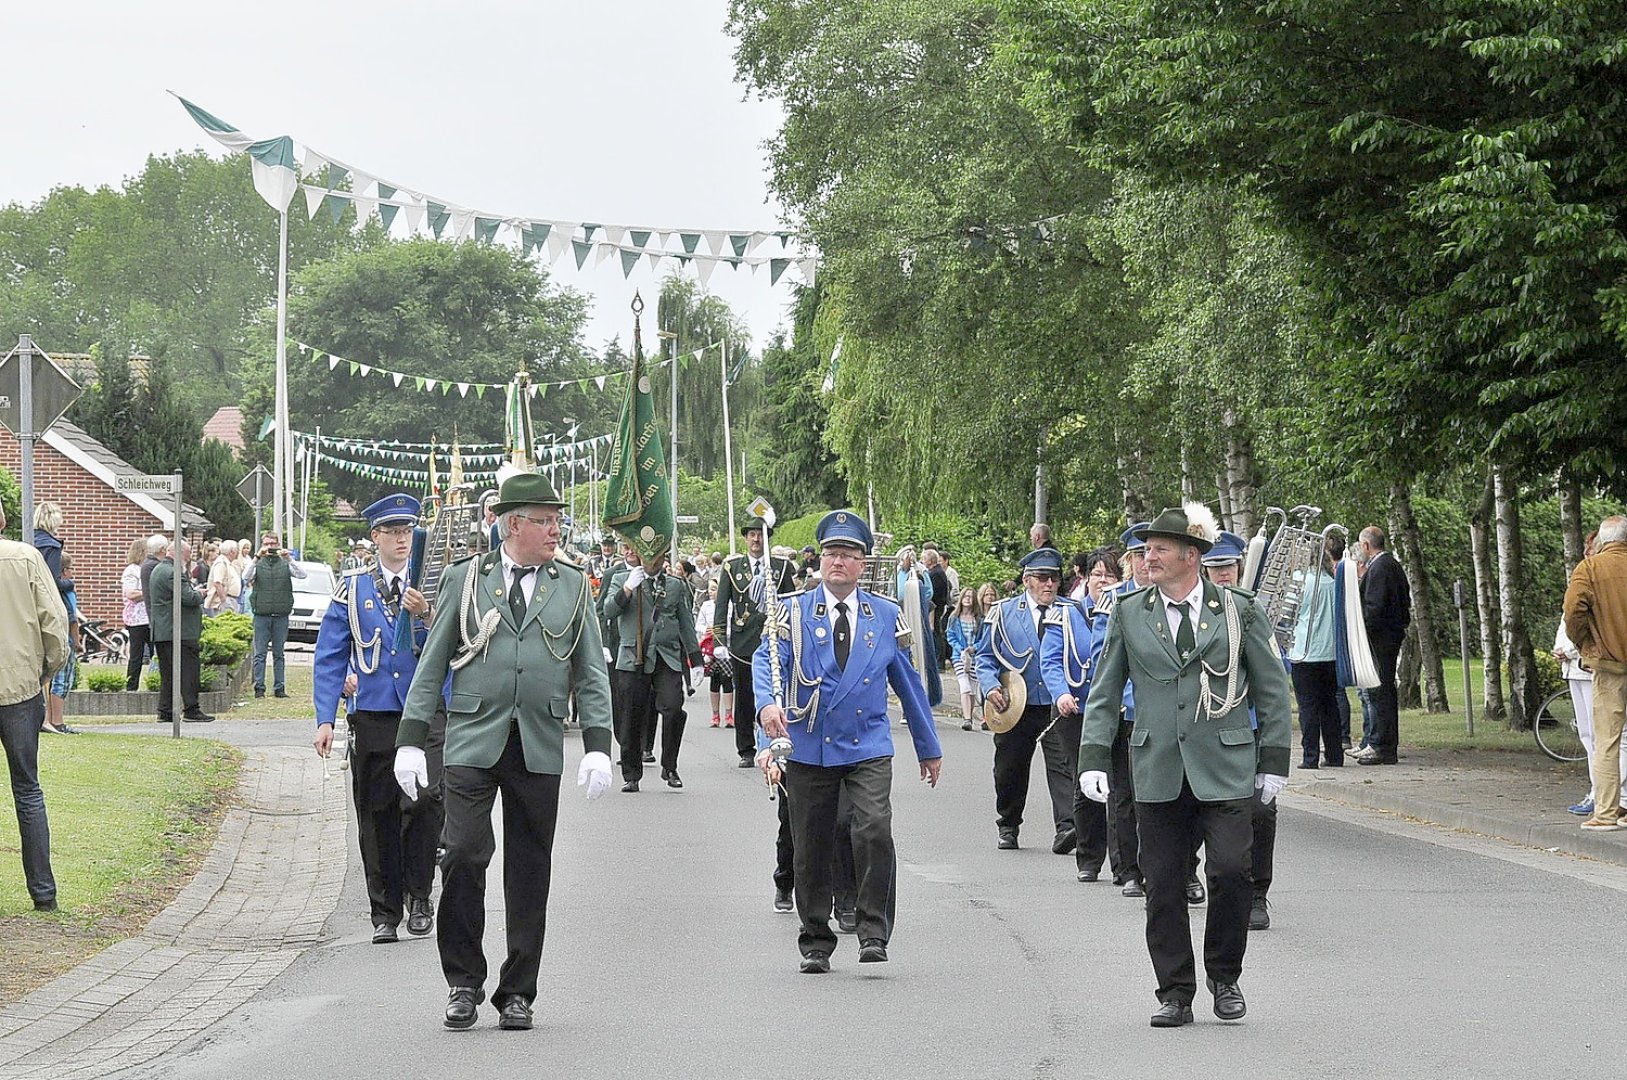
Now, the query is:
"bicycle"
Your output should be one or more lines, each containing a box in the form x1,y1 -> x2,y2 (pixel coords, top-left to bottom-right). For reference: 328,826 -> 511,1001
1533,687 -> 1587,763
79,618 -> 129,665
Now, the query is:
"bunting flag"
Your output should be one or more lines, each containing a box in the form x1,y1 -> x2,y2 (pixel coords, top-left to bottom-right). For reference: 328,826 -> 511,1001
603,314 -> 673,563
171,95 -> 819,283
298,339 -> 718,396
292,429 -> 612,465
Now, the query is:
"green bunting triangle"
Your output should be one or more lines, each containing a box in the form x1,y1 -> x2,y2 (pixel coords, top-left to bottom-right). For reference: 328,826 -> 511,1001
416,377 -> 427,391
348,361 -> 360,375
770,258 -> 790,285
428,202 -> 449,238
573,240 -> 592,269
620,249 -> 640,278
581,223 -> 600,243
325,193 -> 346,225
680,233 -> 700,254
730,234 -> 749,257
474,384 -> 487,399
521,221 -> 552,253
324,163 -> 348,190
475,217 -> 500,244
377,184 -> 398,231
630,230 -> 651,249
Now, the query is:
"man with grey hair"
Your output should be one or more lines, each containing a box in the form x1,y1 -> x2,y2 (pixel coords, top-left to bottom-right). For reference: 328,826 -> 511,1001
150,540 -> 213,724
1565,515 -> 1627,830
0,502 -> 68,911
1354,526 -> 1410,765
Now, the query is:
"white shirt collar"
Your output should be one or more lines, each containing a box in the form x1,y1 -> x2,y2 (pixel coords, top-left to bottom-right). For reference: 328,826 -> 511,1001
821,584 -> 858,614
1159,578 -> 1204,611
499,547 -> 537,579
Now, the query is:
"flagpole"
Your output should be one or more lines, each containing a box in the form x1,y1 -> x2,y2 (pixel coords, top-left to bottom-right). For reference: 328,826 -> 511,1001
721,341 -> 737,557
274,208 -> 290,535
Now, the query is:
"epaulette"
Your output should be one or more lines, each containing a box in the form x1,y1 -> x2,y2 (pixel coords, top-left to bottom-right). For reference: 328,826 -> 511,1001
862,590 -> 900,619
552,551 -> 583,572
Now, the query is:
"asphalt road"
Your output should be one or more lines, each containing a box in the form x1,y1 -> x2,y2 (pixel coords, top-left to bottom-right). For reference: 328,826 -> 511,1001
115,719 -> 1627,1080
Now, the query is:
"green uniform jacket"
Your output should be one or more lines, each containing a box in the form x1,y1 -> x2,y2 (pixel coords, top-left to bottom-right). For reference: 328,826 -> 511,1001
598,563 -> 632,655
1080,580 -> 1291,802
710,553 -> 797,661
603,572 -> 703,674
148,559 -> 203,643
397,550 -> 613,773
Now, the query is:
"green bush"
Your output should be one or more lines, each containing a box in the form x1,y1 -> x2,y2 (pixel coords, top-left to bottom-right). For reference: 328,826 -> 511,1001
1532,648 -> 1563,700
86,670 -> 126,693
199,666 -> 222,693
144,669 -> 163,692
200,612 -> 254,667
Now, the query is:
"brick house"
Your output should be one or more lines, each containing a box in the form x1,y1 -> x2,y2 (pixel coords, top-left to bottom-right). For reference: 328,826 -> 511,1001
0,419 -> 212,631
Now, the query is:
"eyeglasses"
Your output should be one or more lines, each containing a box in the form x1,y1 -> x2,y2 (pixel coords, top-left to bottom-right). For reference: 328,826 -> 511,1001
374,526 -> 414,538
821,549 -> 864,563
511,513 -> 559,529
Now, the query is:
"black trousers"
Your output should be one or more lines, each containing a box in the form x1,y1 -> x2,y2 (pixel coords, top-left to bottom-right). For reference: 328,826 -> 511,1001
153,639 -> 201,717
1138,780 -> 1253,1005
1106,721 -> 1139,883
1052,713 -> 1107,871
732,651 -> 758,761
124,623 -> 151,690
1251,792 -> 1277,899
438,728 -> 560,1005
615,662 -> 685,780
1370,638 -> 1402,757
774,781 -> 857,913
785,758 -> 896,956
992,703 -> 1073,834
1292,660 -> 1344,765
350,710 -> 442,927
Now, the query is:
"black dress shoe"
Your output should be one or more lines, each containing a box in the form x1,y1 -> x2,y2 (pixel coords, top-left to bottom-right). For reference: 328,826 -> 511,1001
662,769 -> 683,789
1051,829 -> 1077,855
182,712 -> 215,723
997,828 -> 1019,850
33,898 -> 58,913
621,779 -> 639,793
836,909 -> 858,933
1077,868 -> 1100,882
738,755 -> 755,768
496,996 -> 533,1030
858,939 -> 888,963
274,690 -> 289,699
1299,759 -> 1318,769
1248,895 -> 1271,931
406,895 -> 434,936
1150,1000 -> 1194,1028
773,888 -> 793,913
372,923 -> 398,944
799,953 -> 831,974
253,689 -> 265,699
642,752 -> 656,764
444,987 -> 485,1029
1185,877 -> 1206,905
1208,978 -> 1246,1020
1121,878 -> 1145,898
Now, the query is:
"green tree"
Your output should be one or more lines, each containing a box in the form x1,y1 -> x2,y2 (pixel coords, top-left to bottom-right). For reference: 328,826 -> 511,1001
751,286 -> 848,516
653,275 -> 757,482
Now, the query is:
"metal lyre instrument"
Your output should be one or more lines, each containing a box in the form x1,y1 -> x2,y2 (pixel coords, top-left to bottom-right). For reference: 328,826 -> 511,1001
420,483 -> 484,609
1249,505 -> 1344,653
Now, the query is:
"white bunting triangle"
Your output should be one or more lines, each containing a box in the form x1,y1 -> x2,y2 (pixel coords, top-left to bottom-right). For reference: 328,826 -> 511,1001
304,184 -> 326,219
545,230 -> 570,265
603,226 -> 626,246
703,230 -> 727,256
593,243 -> 615,268
328,354 -> 340,370
798,258 -> 819,286
697,258 -> 717,288
594,375 -> 607,392
358,364 -> 372,377
458,382 -> 470,397
392,372 -> 403,388
404,202 -> 426,233
449,208 -> 474,239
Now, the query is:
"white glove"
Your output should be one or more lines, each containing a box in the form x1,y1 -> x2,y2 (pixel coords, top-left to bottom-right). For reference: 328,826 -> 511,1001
394,746 -> 428,802
624,566 -> 647,591
602,647 -> 613,663
1256,773 -> 1288,805
1080,770 -> 1110,802
577,751 -> 612,801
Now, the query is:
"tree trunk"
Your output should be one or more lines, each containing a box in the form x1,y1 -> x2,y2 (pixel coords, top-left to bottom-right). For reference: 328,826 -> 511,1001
1559,472 -> 1585,575
1117,449 -> 1152,525
1492,465 -> 1541,729
1469,469 -> 1506,722
1396,627 -> 1422,709
1389,482 -> 1449,711
1216,473 -> 1234,533
1179,443 -> 1198,502
1221,407 -> 1257,537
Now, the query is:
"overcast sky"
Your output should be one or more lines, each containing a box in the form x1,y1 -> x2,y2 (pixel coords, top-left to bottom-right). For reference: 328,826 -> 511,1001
5,1 -> 794,354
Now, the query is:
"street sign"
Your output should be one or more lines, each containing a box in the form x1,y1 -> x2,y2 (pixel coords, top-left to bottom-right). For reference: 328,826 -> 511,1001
115,474 -> 182,495
236,464 -> 274,508
675,514 -> 700,524
0,345 -> 82,435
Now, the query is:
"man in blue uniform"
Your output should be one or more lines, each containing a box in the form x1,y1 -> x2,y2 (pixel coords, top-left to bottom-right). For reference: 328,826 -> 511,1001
756,509 -> 943,974
313,494 -> 443,944
977,547 -> 1075,853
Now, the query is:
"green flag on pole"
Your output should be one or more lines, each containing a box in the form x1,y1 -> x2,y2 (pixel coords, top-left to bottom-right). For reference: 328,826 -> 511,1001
603,300 -> 673,563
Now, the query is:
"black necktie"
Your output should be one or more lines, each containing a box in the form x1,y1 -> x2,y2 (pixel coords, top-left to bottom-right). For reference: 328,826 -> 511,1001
1172,600 -> 1195,656
510,566 -> 535,624
834,601 -> 851,670
388,577 -> 402,607
1037,604 -> 1049,641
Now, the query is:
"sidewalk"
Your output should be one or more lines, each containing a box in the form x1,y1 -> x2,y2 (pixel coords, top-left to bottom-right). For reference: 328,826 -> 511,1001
0,735 -> 348,1080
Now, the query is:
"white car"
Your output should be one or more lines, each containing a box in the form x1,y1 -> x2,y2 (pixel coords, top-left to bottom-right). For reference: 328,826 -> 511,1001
287,561 -> 337,643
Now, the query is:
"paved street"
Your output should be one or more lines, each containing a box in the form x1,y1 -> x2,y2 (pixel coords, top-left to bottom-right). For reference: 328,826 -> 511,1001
8,717 -> 1627,1080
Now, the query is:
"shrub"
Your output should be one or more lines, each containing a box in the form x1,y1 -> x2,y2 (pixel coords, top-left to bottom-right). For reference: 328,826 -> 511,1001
200,612 -> 254,667
199,666 -> 222,693
86,670 -> 126,693
144,669 -> 163,692
1532,649 -> 1563,700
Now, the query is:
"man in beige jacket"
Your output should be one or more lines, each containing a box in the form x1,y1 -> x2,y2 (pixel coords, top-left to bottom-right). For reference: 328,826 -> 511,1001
0,502 -> 70,911
1565,515 -> 1627,830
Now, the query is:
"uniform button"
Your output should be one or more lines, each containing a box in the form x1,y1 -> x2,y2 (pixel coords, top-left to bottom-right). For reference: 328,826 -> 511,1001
1178,702 -> 1187,710
1178,734 -> 1186,742
824,737 -> 831,743
863,678 -> 870,684
392,672 -> 400,679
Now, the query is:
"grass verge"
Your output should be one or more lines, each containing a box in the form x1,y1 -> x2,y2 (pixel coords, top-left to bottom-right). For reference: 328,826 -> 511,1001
0,733 -> 242,1005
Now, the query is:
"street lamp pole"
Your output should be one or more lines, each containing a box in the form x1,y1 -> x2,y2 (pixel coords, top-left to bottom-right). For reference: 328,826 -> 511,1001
655,328 -> 680,564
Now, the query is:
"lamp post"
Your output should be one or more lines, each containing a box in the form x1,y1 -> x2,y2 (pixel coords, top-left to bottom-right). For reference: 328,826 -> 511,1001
655,328 -> 679,563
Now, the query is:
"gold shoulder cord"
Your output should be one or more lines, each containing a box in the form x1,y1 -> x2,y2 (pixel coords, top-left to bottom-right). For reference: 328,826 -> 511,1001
450,563 -> 501,671
991,601 -> 1032,674
1197,589 -> 1249,721
538,571 -> 592,663
346,576 -> 383,675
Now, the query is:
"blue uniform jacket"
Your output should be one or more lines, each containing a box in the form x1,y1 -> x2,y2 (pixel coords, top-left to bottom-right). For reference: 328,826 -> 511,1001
752,588 -> 942,768
313,567 -> 446,727
975,594 -> 1062,707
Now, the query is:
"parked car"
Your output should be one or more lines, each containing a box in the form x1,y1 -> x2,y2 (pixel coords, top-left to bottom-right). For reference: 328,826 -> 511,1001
287,561 -> 337,644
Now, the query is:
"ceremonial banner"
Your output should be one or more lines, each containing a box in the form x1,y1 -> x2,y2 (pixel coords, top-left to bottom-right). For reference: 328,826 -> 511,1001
603,325 -> 672,563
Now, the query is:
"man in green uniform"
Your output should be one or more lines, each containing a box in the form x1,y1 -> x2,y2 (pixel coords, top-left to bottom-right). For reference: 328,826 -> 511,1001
1079,505 -> 1291,1028
603,553 -> 703,791
393,472 -> 614,1033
